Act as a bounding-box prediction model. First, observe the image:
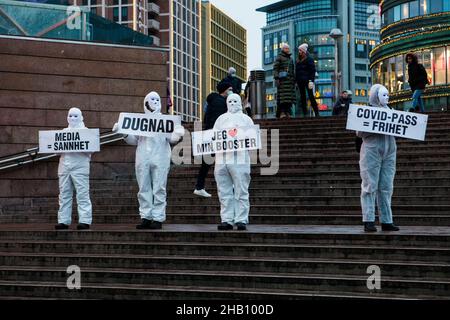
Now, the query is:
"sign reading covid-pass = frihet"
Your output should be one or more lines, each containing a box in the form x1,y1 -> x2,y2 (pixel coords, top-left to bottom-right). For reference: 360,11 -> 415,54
346,104 -> 428,141
116,113 -> 181,138
39,129 -> 100,154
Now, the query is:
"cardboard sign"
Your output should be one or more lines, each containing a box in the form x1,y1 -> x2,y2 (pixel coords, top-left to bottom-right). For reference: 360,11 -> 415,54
39,129 -> 100,154
192,125 -> 261,156
117,112 -> 181,138
346,104 -> 428,141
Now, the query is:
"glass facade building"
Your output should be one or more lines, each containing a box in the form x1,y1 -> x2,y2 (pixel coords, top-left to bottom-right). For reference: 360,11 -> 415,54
201,1 -> 247,113
370,0 -> 450,111
258,0 -> 380,117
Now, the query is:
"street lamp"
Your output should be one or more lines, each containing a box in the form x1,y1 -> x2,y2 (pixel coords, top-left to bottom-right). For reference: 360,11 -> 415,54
329,28 -> 343,104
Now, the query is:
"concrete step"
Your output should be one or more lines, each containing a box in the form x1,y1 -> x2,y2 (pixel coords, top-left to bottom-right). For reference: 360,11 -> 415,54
0,280 -> 442,300
0,267 -> 449,297
1,253 -> 448,279
1,214 -> 449,226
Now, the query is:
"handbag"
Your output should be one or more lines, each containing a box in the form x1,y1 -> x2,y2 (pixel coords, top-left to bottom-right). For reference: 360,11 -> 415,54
278,71 -> 288,79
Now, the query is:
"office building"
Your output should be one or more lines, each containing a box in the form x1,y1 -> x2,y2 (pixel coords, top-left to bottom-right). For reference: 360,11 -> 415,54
257,0 -> 380,116
201,0 -> 247,105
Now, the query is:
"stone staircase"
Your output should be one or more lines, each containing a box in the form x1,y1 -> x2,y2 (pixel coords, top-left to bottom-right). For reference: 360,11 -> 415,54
0,114 -> 449,299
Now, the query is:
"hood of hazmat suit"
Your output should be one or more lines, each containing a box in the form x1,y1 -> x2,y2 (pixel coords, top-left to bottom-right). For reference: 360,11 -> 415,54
123,91 -> 184,222
213,94 -> 254,225
358,84 -> 397,224
58,107 -> 91,175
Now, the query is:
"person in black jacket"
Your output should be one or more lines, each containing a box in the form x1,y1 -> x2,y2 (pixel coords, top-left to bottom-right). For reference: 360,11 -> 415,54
222,67 -> 243,95
296,43 -> 319,117
406,53 -> 429,113
332,90 -> 352,116
194,81 -> 232,198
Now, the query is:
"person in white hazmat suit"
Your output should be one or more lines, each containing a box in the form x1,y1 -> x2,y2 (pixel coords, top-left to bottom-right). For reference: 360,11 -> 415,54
55,107 -> 93,230
357,84 -> 400,232
113,92 -> 185,230
214,93 -> 254,231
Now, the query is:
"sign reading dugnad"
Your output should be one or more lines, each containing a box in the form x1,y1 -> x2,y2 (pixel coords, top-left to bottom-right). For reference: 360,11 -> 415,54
192,125 -> 261,156
116,113 -> 181,138
39,129 -> 100,154
346,104 -> 428,141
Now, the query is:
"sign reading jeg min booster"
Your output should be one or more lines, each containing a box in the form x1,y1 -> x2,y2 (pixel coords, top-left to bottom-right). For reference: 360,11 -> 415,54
192,125 -> 261,156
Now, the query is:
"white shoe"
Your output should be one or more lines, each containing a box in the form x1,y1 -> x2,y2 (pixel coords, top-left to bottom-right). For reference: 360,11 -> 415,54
193,189 -> 212,198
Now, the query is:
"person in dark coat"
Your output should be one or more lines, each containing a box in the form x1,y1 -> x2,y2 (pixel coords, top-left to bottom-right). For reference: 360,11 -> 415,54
273,44 -> 296,118
332,90 -> 352,116
194,81 -> 232,198
222,67 -> 243,95
406,53 -> 429,113
243,76 -> 253,117
296,43 -> 319,117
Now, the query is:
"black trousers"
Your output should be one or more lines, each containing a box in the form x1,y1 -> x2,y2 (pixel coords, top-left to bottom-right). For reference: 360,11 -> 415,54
276,103 -> 292,118
297,80 -> 319,117
195,159 -> 212,190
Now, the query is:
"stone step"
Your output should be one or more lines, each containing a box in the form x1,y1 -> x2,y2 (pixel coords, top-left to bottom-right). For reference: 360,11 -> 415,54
0,280 -> 439,300
0,267 -> 448,297
1,253 -> 448,279
1,214 -> 449,226
0,225 -> 449,247
15,204 -> 450,214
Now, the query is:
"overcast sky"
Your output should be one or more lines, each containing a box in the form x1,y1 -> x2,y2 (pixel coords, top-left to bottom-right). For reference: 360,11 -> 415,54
208,0 -> 275,76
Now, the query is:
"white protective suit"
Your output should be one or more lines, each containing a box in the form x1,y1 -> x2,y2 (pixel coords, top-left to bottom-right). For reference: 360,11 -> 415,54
121,92 -> 184,223
357,84 -> 397,223
57,108 -> 93,225
213,94 -> 254,225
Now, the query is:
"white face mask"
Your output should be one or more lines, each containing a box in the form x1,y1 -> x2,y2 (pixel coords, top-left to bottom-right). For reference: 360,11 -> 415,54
67,107 -> 84,128
227,93 -> 242,114
144,91 -> 162,114
378,88 -> 389,106
227,89 -> 234,96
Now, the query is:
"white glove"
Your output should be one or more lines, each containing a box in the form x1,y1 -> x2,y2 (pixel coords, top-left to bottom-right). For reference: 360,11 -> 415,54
112,122 -> 119,133
308,81 -> 314,90
169,124 -> 185,144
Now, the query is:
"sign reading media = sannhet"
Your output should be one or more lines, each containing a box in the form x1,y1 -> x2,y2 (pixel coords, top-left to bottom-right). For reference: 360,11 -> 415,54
39,129 -> 100,154
117,113 -> 181,138
346,104 -> 428,141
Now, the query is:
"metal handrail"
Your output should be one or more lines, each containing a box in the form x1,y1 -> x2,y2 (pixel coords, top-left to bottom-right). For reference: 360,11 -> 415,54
0,131 -> 125,172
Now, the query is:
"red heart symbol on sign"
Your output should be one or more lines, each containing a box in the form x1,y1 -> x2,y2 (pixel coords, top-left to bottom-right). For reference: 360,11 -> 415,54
228,128 -> 238,137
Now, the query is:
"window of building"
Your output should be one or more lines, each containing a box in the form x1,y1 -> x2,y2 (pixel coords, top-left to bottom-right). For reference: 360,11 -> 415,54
420,0 -> 428,15
410,0 -> 420,17
355,63 -> 367,71
433,47 -> 446,85
448,46 -> 450,84
401,2 -> 409,19
121,7 -> 128,21
113,7 -> 119,22
355,76 -> 367,83
431,0 -> 443,13
355,39 -> 367,58
423,49 -> 433,85
445,0 -> 450,11
394,5 -> 401,21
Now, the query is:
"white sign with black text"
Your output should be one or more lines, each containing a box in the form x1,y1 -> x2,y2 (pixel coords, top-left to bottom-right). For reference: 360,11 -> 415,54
192,125 -> 261,156
39,129 -> 100,154
116,113 -> 181,138
346,104 -> 428,141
